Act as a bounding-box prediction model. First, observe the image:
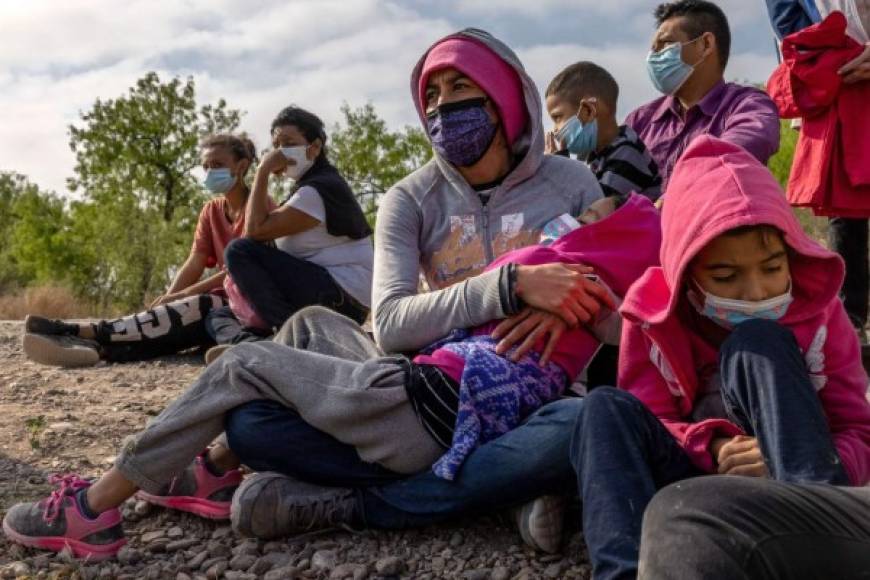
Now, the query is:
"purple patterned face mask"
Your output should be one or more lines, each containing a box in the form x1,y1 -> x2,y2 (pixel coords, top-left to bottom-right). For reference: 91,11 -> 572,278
426,97 -> 498,167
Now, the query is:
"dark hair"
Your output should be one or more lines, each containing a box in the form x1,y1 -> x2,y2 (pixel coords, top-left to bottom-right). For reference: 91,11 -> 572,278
271,106 -> 328,159
721,224 -> 784,249
200,133 -> 257,174
654,0 -> 731,68
612,192 -> 631,210
545,61 -> 619,111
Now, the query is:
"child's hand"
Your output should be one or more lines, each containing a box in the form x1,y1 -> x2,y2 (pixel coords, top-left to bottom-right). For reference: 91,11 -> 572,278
713,435 -> 769,478
516,264 -> 616,327
492,308 -> 567,366
545,131 -> 559,155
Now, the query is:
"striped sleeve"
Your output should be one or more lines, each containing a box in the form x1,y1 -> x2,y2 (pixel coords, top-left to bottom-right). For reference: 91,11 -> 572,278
596,140 -> 662,201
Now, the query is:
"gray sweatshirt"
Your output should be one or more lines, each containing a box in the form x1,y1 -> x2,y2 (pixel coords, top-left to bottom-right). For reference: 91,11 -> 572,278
373,28 -> 603,353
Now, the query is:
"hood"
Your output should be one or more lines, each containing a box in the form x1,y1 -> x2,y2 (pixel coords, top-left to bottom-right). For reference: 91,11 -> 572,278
622,135 -> 843,326
410,28 -> 545,191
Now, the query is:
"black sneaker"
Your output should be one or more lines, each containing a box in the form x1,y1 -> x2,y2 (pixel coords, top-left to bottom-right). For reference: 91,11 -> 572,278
24,315 -> 80,337
231,472 -> 357,540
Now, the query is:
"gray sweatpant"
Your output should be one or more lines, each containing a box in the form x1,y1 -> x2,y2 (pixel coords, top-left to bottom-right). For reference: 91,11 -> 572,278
115,306 -> 442,493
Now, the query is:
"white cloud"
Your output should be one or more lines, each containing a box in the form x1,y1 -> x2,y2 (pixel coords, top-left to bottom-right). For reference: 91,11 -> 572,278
0,0 -> 779,197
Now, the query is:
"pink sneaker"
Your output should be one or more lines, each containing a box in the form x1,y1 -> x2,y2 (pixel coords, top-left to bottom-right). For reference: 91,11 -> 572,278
136,451 -> 242,519
2,474 -> 126,561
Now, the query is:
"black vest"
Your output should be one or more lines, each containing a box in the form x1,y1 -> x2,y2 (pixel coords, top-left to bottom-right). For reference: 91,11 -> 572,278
285,156 -> 372,240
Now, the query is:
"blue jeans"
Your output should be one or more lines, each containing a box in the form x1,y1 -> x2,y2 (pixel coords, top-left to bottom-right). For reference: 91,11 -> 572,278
572,319 -> 850,580
224,238 -> 368,331
225,397 -> 581,529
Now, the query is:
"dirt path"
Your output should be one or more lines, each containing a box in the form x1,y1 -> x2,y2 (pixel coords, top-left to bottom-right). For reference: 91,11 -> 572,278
0,323 -> 591,579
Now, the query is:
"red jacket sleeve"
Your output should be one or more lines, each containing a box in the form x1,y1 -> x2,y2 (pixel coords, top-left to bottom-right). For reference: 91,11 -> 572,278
619,320 -> 743,472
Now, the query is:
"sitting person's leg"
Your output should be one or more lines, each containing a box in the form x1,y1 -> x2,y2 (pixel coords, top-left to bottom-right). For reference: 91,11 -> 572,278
205,305 -> 271,346
638,476 -> 870,580
227,397 -> 581,539
718,319 -> 850,484
225,238 -> 368,329
23,294 -> 225,366
3,308 -> 427,558
570,387 -> 701,580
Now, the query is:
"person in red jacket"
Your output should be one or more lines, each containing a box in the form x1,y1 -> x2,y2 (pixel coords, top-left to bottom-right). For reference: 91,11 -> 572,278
767,5 -> 870,341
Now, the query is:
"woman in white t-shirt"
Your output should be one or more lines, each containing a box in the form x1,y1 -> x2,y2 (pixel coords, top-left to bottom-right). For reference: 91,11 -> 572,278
209,106 -> 374,346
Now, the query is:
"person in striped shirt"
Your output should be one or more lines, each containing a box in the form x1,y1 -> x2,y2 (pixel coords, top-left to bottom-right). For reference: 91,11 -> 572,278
546,61 -> 663,201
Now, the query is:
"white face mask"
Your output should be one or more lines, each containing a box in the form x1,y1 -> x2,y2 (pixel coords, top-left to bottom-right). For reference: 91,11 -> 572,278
687,278 -> 793,330
280,145 -> 314,180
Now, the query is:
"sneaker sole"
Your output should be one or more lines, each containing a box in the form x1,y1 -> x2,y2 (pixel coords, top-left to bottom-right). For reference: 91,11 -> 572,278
135,491 -> 231,520
2,517 -> 126,562
22,333 -> 100,368
205,345 -> 231,366
518,495 -> 566,554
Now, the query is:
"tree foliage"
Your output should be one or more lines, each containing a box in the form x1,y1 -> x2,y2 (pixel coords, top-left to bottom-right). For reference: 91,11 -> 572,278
65,72 -> 242,308
0,173 -> 69,291
329,102 -> 431,221
2,88 -> 432,314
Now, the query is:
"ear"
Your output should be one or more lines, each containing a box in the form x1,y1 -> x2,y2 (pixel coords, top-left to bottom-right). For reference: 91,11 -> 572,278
308,138 -> 323,160
235,158 -> 251,178
701,31 -> 717,60
577,99 -> 598,124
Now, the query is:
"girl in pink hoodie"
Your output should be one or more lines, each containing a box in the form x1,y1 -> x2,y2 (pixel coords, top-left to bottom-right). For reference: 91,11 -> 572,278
571,136 -> 870,580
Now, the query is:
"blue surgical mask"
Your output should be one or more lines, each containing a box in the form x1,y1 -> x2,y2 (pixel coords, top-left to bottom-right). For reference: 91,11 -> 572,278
688,279 -> 793,330
203,168 -> 235,195
556,116 -> 598,158
646,37 -> 704,95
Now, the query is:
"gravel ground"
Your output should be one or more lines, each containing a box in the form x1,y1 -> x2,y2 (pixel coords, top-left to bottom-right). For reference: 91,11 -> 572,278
0,322 -> 590,579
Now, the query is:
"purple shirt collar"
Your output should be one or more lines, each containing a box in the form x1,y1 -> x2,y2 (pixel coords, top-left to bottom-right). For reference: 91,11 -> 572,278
652,79 -> 728,122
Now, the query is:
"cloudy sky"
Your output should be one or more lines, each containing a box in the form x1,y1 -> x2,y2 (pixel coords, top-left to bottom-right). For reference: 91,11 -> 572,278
1,0 -> 779,197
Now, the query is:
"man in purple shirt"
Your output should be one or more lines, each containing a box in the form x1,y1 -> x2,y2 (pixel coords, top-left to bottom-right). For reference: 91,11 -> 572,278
626,0 -> 781,189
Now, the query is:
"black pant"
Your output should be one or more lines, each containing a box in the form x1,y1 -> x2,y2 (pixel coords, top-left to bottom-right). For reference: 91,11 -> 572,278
829,217 -> 869,328
94,294 -> 224,362
204,306 -> 272,345
224,238 -> 368,333
639,477 -> 870,580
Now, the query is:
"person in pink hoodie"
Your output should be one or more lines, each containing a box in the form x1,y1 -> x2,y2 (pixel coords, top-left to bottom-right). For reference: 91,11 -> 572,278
569,135 -> 870,580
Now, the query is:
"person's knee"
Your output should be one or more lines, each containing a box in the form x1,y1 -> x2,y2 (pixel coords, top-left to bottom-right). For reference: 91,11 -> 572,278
722,319 -> 795,359
643,476 -> 758,536
224,237 -> 261,269
570,387 -> 635,455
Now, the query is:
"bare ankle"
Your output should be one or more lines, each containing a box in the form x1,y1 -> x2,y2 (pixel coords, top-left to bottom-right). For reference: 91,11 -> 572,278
208,445 -> 241,474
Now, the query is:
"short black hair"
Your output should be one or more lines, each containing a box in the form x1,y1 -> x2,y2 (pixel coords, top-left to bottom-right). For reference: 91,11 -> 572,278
271,106 -> 328,158
654,0 -> 731,68
545,61 -> 619,111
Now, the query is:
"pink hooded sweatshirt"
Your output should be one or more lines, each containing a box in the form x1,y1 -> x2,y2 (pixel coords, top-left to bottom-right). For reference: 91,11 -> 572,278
619,136 -> 870,485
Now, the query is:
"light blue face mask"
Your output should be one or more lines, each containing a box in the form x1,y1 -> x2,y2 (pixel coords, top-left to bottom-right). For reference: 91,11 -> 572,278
203,168 -> 235,195
646,37 -> 704,95
688,279 -> 794,330
556,116 -> 598,158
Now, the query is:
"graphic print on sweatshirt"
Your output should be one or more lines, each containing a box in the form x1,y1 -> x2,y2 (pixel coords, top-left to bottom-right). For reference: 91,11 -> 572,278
426,212 -> 540,288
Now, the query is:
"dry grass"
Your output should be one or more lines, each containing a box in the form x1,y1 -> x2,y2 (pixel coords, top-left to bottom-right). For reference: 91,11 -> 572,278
0,285 -> 111,320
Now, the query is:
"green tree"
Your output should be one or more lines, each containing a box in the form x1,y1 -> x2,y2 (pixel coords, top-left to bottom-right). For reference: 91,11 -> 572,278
0,173 -> 70,290
65,72 -> 242,308
329,103 -> 431,221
